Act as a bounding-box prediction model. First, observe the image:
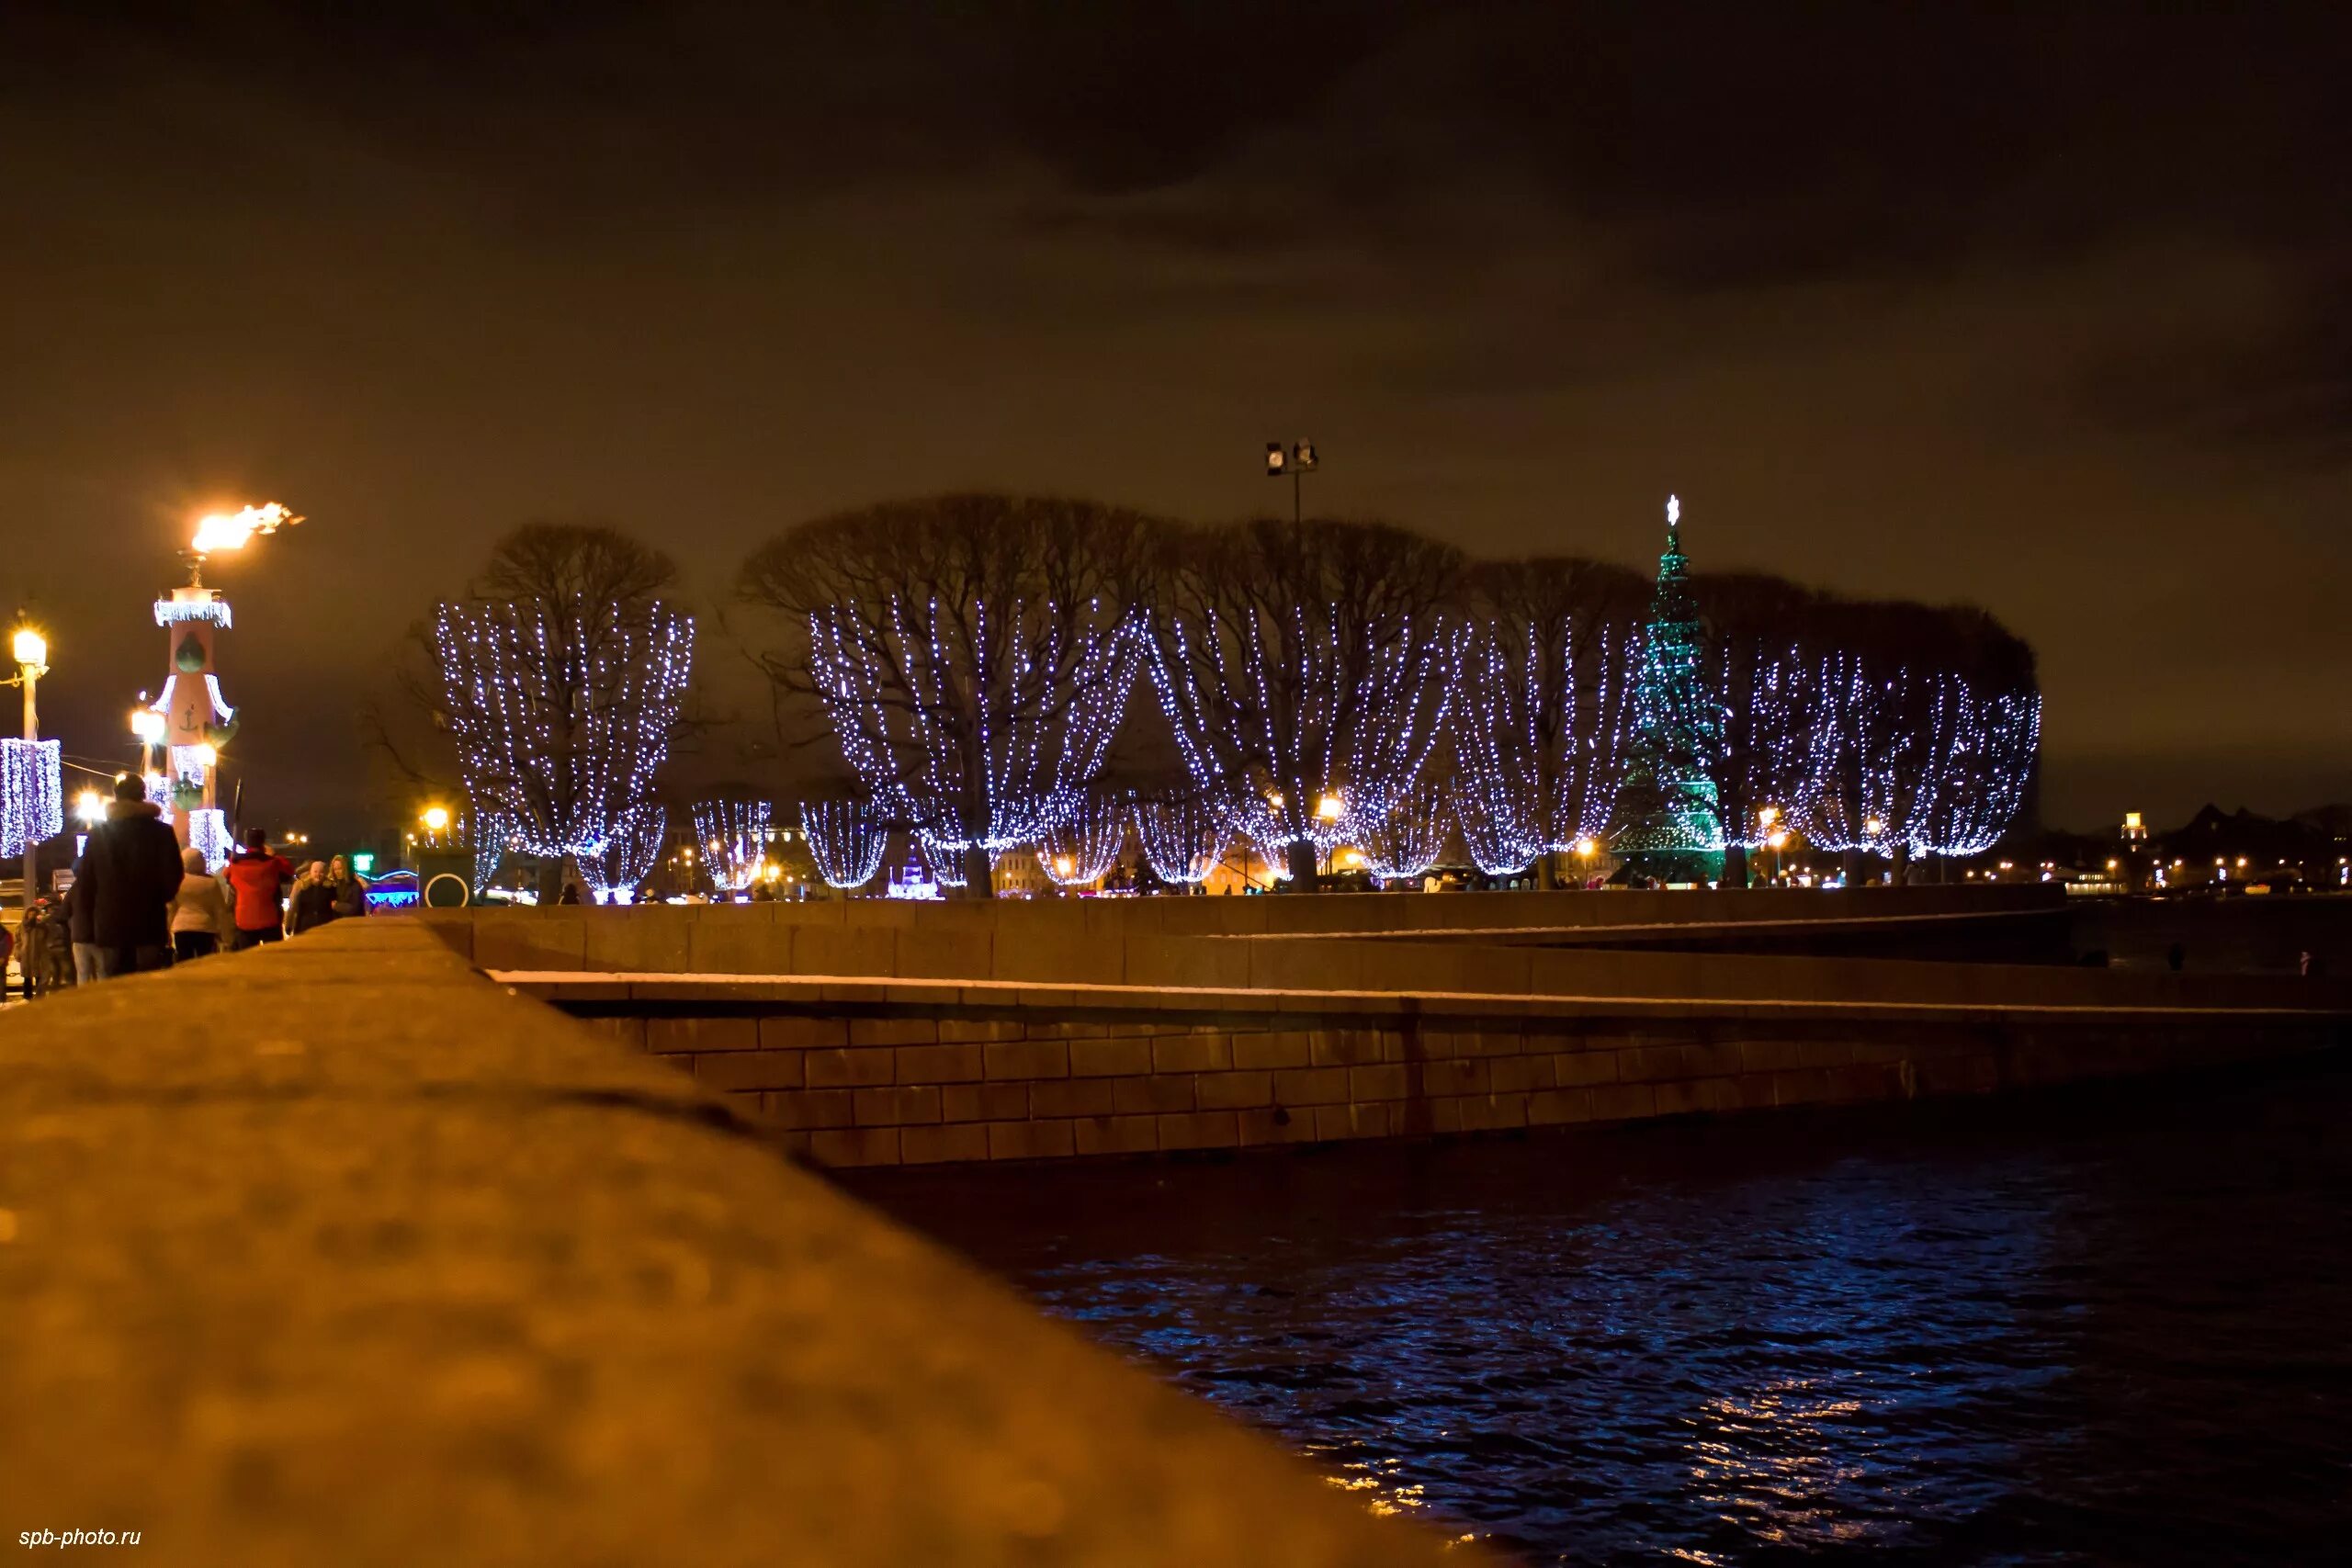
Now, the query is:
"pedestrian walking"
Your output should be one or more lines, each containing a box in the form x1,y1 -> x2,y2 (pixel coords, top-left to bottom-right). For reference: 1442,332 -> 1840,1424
169,846 -> 233,962
78,773 -> 184,978
225,829 -> 298,950
327,854 -> 369,920
558,881 -> 582,906
288,860 -> 337,935
15,897 -> 51,997
62,863 -> 98,984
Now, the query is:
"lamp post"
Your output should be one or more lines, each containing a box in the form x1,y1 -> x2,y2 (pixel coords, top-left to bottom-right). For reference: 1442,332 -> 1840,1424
11,627 -> 43,742
130,701 -> 164,786
1265,438 -> 1318,525
12,626 -> 49,897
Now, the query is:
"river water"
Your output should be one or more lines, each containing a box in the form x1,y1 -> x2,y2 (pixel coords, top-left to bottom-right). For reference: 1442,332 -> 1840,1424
854,1061 -> 2352,1563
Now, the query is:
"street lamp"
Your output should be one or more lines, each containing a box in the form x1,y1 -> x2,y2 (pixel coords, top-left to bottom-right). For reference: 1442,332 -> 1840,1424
131,702 -> 165,780
11,627 -> 47,740
74,790 -> 105,829
10,625 -> 51,895
1767,829 -> 1789,884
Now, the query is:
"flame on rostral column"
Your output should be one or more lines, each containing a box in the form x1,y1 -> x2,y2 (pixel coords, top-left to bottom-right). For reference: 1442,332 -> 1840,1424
191,502 -> 302,557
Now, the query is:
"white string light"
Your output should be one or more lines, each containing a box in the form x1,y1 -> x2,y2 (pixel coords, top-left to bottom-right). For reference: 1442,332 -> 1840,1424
800,798 -> 889,888
691,798 -> 772,892
1133,792 -> 1228,885
1360,779 -> 1452,881
0,739 -> 62,857
806,595 -> 1138,863
1036,791 -> 1127,886
1144,602 -> 1459,859
433,594 -> 694,885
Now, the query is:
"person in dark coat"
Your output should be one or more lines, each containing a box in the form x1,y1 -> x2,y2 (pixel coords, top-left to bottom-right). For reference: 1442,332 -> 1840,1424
80,773 -> 185,977
288,861 -> 338,935
327,854 -> 368,921
14,898 -> 46,998
62,863 -> 98,984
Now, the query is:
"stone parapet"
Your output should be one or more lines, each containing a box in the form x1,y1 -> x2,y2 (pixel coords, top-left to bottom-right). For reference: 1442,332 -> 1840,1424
0,919 -> 1456,1565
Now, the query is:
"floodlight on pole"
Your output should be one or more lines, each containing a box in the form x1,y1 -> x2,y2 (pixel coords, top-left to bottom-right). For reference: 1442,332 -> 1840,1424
1266,438 -> 1317,525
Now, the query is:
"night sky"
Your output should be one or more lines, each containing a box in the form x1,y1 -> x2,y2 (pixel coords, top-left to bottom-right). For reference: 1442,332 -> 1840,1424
5,3 -> 2346,840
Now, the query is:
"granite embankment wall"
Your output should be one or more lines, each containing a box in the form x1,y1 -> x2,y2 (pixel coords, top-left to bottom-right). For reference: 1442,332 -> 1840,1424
421,896 -> 2352,1170
0,919 -> 1457,1566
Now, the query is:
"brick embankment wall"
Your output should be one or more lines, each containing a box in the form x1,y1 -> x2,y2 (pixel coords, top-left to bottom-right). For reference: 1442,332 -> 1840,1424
538,977 -> 2348,1170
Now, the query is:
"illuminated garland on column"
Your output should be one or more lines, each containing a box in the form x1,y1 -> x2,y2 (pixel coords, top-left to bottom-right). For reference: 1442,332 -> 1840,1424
1360,779 -> 1452,881
1144,604 -> 1460,855
433,594 -> 694,874
691,797 -> 772,892
799,798 -> 888,889
805,596 -> 1138,857
1133,793 -> 1228,886
187,808 -> 233,874
1036,791 -> 1127,886
0,739 -> 62,858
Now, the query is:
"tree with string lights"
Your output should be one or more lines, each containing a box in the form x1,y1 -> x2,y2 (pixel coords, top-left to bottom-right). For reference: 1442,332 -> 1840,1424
800,797 -> 888,891
1360,778 -> 1453,882
1143,517 -> 1464,890
1451,555 -> 1647,883
1790,601 -> 2039,876
1036,789 -> 1128,888
431,525 -> 694,898
692,797 -> 773,892
1133,791 -> 1227,888
740,494 -> 1156,896
1690,571 -> 1834,888
578,802 -> 666,903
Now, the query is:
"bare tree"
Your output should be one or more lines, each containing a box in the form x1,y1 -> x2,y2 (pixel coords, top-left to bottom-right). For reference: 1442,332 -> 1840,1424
1144,517 -> 1464,889
432,524 -> 693,897
1132,790 -> 1227,886
1361,778 -> 1453,882
691,797 -> 773,891
738,494 -> 1158,895
1690,572 -> 1830,888
1036,789 -> 1128,887
1452,557 -> 1647,886
1791,601 -> 2040,876
799,798 -> 889,891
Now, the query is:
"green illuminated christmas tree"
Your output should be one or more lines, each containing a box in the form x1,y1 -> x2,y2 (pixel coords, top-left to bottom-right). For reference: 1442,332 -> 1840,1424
1614,495 -> 1724,884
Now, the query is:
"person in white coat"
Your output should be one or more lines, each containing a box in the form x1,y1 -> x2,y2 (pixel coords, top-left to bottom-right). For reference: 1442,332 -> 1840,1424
169,846 -> 234,963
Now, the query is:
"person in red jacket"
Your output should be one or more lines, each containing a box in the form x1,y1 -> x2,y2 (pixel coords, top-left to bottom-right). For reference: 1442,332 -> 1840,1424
223,828 -> 298,950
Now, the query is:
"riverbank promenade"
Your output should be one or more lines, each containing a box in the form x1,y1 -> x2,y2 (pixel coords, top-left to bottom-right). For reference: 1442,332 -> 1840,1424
3,898 -> 2343,1562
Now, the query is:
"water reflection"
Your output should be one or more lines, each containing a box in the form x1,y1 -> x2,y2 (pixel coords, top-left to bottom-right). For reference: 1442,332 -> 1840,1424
854,1064 -> 2352,1564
